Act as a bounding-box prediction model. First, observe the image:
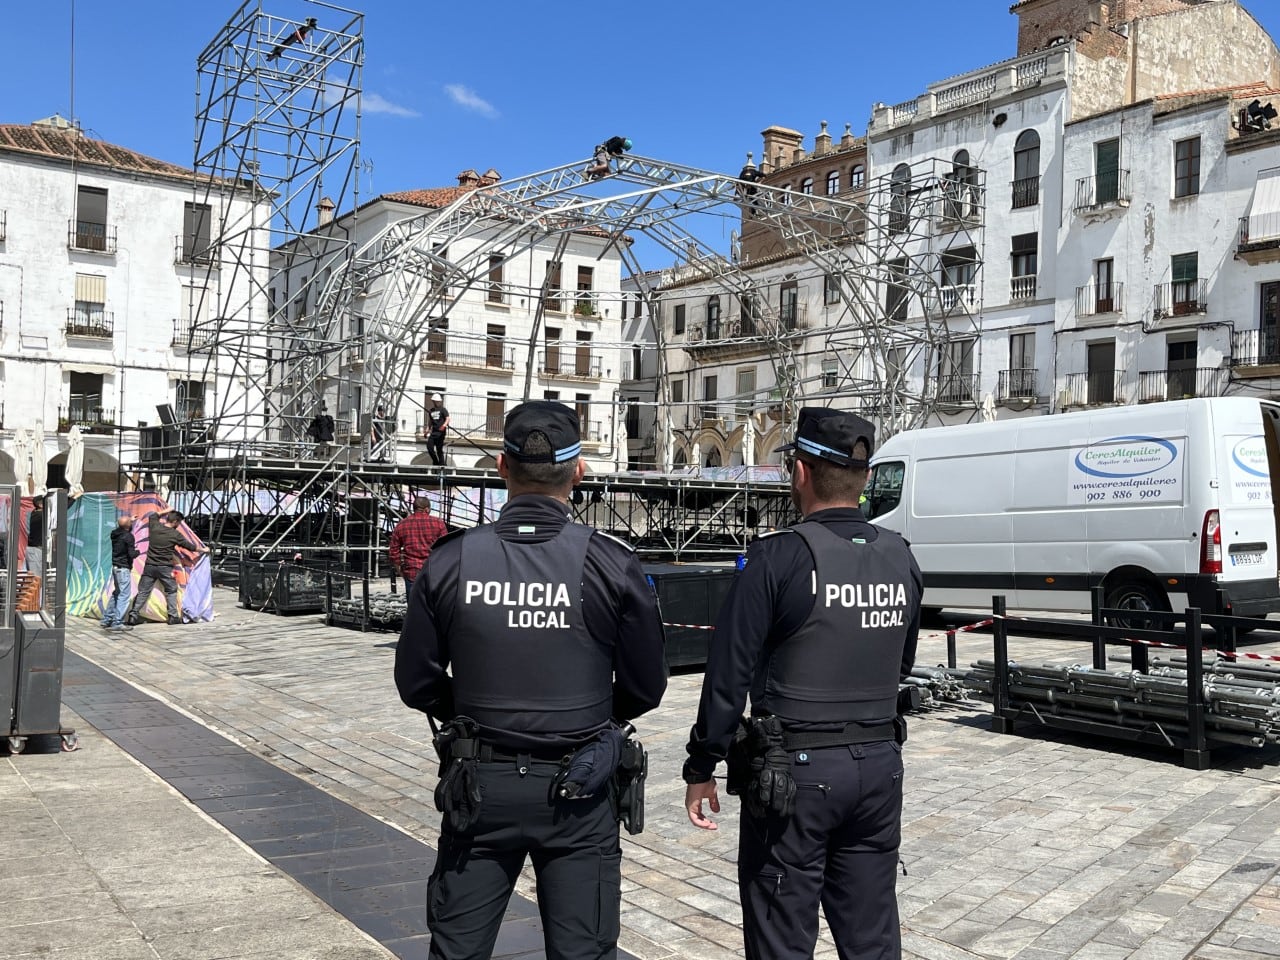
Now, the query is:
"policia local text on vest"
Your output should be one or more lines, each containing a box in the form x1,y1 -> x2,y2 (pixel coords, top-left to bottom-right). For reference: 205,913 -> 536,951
395,400 -> 667,960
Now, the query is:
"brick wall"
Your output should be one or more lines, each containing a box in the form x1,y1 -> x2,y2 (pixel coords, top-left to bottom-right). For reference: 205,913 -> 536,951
1015,0 -> 1202,56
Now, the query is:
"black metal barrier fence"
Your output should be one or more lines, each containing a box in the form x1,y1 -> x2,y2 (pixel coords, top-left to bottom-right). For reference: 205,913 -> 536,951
237,559 -> 408,632
978,588 -> 1280,770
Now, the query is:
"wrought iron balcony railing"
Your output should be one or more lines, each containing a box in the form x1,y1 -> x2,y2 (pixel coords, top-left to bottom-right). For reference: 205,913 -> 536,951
1011,176 -> 1040,209
65,309 -> 114,339
419,340 -> 516,370
1073,170 -> 1131,212
539,350 -> 603,379
1238,214 -> 1280,258
936,182 -> 983,225
171,318 -> 213,350
998,367 -> 1037,401
68,219 -> 117,254
1063,370 -> 1124,407
928,373 -> 978,405
1152,279 -> 1208,319
58,402 -> 115,432
174,234 -> 216,266
1137,367 -> 1227,402
1074,282 -> 1124,317
1231,329 -> 1280,367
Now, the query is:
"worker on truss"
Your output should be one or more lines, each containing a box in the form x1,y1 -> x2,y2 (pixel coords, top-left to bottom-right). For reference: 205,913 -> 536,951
737,154 -> 764,216
266,17 -> 318,62
585,136 -> 632,180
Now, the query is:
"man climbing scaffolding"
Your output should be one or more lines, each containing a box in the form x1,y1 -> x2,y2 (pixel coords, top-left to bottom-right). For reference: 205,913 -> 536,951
585,136 -> 632,179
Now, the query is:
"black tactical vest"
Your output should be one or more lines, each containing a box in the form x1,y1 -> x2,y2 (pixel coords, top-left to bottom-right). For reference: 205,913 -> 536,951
755,521 -> 918,723
450,522 -> 612,739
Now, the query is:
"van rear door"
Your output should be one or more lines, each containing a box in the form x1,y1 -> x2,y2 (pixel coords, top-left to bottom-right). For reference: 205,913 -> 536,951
1213,401 -> 1280,613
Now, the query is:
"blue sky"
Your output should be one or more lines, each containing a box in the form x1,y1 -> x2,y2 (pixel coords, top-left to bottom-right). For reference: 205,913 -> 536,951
5,1 -> 1280,248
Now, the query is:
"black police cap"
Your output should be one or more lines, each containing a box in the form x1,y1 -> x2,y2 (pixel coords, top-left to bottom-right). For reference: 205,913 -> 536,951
774,407 -> 874,468
502,400 -> 582,463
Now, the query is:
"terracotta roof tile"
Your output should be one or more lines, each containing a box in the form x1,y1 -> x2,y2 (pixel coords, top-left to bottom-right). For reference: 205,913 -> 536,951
380,180 -> 620,241
381,185 -> 476,208
0,122 -> 192,181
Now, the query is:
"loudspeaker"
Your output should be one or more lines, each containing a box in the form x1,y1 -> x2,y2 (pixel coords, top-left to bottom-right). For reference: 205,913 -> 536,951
156,404 -> 177,426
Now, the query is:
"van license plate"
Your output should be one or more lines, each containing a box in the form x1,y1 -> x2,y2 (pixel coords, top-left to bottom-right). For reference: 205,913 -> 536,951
1230,551 -> 1265,567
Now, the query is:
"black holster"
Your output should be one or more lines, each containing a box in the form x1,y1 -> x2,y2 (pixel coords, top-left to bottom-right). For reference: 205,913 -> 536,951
725,718 -> 752,796
615,733 -> 647,835
728,716 -> 796,819
432,717 -> 483,832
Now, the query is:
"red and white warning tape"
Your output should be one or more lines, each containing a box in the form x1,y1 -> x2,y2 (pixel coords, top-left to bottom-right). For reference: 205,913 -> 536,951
924,617 -> 994,641
1115,636 -> 1280,663
989,613 -> 1280,664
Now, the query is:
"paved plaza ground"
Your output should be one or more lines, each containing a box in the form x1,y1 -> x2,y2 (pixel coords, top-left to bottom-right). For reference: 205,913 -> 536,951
4,585 -> 1280,959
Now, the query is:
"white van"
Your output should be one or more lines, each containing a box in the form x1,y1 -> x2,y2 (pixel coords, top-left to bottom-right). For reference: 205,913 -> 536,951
864,397 -> 1280,619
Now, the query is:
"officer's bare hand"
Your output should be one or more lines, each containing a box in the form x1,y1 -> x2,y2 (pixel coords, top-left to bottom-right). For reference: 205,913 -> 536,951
685,780 -> 720,831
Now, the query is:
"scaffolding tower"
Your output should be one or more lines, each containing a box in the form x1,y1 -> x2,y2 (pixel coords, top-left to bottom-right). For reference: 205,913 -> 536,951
177,0 -> 363,486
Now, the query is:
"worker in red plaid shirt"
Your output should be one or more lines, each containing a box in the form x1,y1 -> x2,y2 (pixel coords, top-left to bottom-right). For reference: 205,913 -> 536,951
389,496 -> 449,588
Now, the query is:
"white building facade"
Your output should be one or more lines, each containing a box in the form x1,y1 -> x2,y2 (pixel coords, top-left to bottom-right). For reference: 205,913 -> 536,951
855,0 -> 1280,431
270,171 -> 628,473
0,116 -> 264,491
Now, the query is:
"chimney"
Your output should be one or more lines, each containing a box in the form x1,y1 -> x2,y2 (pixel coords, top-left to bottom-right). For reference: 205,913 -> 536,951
456,168 -> 481,186
480,168 -> 502,185
316,196 -> 336,226
814,121 -> 832,156
840,122 -> 856,149
760,125 -> 804,173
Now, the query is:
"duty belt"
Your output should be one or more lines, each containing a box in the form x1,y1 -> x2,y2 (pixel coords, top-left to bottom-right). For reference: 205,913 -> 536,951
781,719 -> 903,751
476,744 -> 573,764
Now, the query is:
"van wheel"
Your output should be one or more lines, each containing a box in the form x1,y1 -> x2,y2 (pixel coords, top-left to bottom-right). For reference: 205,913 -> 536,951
1104,579 -> 1169,630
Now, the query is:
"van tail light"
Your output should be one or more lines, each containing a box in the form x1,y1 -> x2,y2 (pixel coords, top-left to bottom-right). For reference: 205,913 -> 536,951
1200,510 -> 1222,575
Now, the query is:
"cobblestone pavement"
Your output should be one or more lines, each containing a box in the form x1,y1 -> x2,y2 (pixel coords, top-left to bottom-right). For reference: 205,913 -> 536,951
61,589 -> 1280,960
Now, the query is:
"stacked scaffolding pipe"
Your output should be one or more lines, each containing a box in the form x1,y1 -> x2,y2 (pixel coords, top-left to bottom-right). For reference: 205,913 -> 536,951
327,590 -> 408,632
903,665 -> 971,706
964,657 -> 1280,748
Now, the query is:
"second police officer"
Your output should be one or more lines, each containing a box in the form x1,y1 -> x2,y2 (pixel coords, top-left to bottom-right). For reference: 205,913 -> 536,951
395,400 -> 667,960
683,407 -> 923,960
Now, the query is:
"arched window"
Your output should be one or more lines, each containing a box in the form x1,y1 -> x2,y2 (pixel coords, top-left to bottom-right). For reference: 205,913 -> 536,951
889,164 -> 911,232
850,164 -> 865,190
799,177 -> 814,195
704,447 -> 722,468
1013,130 -> 1041,208
674,448 -> 688,467
826,169 -> 840,195
781,183 -> 792,205
706,295 -> 721,339
946,150 -> 978,220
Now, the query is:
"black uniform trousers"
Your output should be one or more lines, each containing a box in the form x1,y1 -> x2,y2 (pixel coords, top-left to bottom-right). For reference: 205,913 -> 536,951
427,758 -> 621,960
737,741 -> 904,960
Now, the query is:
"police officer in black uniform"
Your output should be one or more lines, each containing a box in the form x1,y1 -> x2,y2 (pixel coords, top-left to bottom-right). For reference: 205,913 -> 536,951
683,407 -> 922,960
396,400 -> 667,960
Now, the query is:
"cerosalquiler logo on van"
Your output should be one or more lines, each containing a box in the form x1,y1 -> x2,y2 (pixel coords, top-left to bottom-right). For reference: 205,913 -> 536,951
1231,436 -> 1268,478
1074,436 -> 1179,478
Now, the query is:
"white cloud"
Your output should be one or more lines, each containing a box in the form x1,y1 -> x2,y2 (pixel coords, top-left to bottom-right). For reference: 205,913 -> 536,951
363,92 -> 419,118
444,83 -> 498,119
